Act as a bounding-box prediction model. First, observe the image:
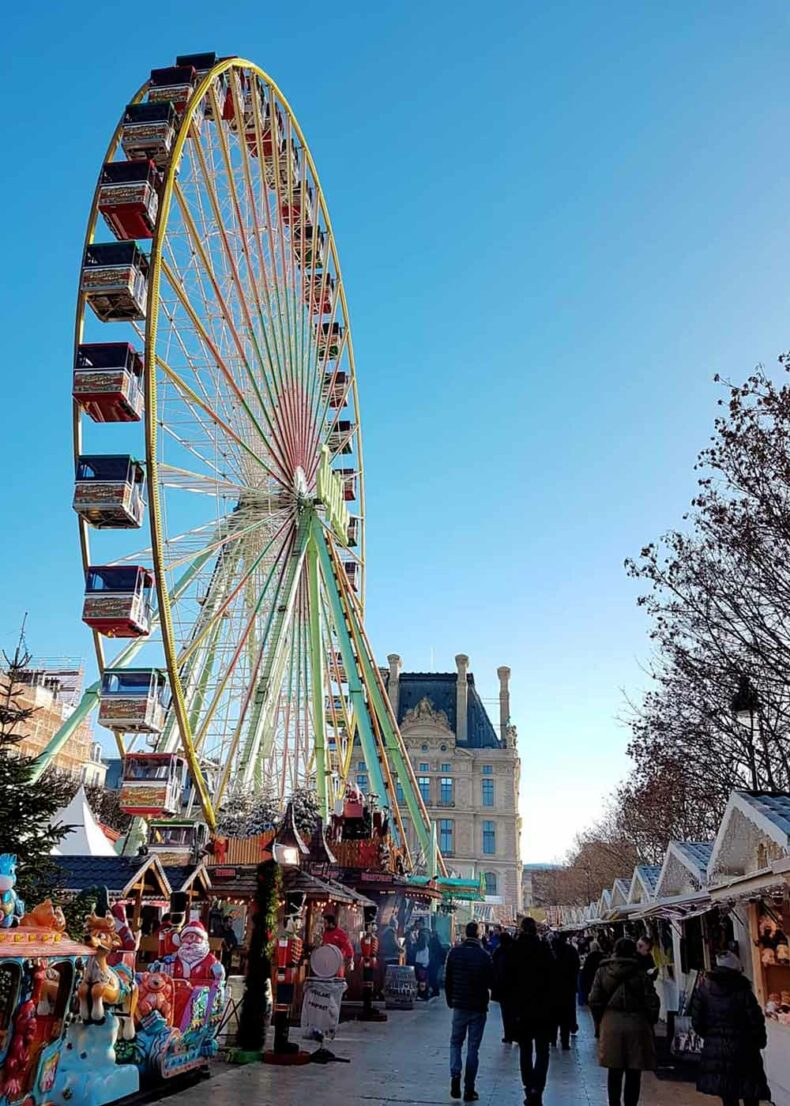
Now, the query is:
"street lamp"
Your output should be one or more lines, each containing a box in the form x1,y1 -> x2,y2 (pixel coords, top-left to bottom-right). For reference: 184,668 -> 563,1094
731,674 -> 759,727
730,675 -> 760,789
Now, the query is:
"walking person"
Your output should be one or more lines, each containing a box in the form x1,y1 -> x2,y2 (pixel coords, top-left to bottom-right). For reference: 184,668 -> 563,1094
580,939 -> 604,1006
428,925 -> 446,997
690,950 -> 770,1106
492,930 -> 517,1043
414,923 -> 431,1000
588,937 -> 659,1106
552,931 -> 580,1048
379,916 -> 401,966
513,917 -> 556,1106
445,920 -> 494,1102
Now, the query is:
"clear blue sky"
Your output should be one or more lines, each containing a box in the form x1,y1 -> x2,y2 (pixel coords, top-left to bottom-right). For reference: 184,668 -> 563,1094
5,2 -> 790,861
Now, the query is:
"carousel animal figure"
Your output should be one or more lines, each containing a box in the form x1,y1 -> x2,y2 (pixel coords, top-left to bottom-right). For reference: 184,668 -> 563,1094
20,898 -> 66,931
0,853 -> 24,928
79,911 -> 138,1029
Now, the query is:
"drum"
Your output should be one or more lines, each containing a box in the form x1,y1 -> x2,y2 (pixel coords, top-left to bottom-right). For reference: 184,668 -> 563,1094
310,943 -> 343,979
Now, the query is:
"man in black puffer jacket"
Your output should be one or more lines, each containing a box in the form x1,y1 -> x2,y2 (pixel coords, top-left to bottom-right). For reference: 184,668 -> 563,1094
690,951 -> 769,1106
445,921 -> 494,1103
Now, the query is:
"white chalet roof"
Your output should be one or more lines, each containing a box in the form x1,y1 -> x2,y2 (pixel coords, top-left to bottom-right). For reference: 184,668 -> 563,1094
708,791 -> 790,888
628,865 -> 661,905
597,888 -> 613,916
50,785 -> 117,857
654,841 -> 713,901
610,879 -> 631,908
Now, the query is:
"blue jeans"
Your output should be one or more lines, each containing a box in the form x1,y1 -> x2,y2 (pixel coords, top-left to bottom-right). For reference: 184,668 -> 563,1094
450,1008 -> 487,1087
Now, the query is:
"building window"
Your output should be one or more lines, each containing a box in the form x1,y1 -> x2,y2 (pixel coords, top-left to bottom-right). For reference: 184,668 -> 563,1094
440,777 -> 454,805
418,762 -> 430,772
356,774 -> 368,792
358,760 -> 366,770
482,779 -> 494,807
421,744 -> 428,752
482,820 -> 496,855
484,872 -> 498,896
418,776 -> 431,803
482,764 -> 493,775
439,819 -> 454,855
395,778 -> 404,804
440,743 -> 448,752
440,762 -> 451,772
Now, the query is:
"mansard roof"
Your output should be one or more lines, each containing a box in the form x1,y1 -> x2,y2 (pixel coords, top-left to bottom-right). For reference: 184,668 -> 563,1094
390,671 -> 502,749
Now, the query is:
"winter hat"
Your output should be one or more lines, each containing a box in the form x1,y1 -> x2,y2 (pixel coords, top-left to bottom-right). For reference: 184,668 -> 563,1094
716,951 -> 742,972
180,921 -> 208,940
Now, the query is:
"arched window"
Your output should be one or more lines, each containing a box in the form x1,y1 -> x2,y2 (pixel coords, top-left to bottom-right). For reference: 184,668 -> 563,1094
484,872 -> 497,896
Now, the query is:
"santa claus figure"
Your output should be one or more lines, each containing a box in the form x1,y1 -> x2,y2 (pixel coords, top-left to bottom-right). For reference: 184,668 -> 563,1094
169,921 -> 224,983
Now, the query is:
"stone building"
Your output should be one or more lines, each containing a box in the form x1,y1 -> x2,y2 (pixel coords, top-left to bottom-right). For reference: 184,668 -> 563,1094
378,653 -> 522,919
4,662 -> 106,785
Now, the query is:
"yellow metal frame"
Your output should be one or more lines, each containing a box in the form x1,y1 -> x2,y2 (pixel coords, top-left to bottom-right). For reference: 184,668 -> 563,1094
74,58 -> 366,829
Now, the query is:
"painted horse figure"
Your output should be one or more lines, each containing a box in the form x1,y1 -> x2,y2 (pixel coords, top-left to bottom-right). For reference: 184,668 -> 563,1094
0,854 -> 24,928
79,912 -> 138,1036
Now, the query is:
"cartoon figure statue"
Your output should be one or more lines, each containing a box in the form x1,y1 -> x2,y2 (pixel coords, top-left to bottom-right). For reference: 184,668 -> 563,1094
0,854 -> 24,928
108,902 -> 140,968
20,898 -> 66,931
167,921 -> 224,982
1,963 -> 44,1098
80,912 -> 122,1022
136,972 -> 174,1024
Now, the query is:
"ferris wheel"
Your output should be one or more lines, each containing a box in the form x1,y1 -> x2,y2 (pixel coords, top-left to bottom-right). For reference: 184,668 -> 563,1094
32,54 -> 438,864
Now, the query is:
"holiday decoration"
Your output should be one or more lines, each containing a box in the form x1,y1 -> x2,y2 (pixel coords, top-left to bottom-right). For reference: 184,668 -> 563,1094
0,854 -> 24,928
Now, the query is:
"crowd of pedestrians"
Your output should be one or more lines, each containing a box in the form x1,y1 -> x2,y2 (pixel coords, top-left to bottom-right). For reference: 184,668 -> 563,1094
442,919 -> 770,1106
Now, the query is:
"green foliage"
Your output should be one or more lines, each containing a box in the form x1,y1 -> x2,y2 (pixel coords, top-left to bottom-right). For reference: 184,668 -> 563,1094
0,646 -> 69,904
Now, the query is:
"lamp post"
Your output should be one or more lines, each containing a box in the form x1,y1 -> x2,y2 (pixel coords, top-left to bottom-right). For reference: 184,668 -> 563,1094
730,675 -> 761,790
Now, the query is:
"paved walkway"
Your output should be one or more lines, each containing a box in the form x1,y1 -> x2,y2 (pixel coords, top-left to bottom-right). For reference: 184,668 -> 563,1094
160,1001 -> 713,1106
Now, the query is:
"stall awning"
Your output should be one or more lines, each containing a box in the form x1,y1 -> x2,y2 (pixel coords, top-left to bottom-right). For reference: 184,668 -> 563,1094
710,866 -> 787,903
633,891 -> 712,921
283,868 -> 374,908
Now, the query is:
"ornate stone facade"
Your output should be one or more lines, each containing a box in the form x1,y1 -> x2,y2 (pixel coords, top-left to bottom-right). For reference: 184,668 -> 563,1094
382,654 -> 523,919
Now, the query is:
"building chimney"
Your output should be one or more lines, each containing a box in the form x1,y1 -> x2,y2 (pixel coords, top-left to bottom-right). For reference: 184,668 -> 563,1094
497,665 -> 511,745
455,654 -> 469,742
387,653 -> 402,716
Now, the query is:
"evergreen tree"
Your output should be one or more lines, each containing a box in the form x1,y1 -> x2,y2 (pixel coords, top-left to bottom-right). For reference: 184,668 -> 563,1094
0,644 -> 68,903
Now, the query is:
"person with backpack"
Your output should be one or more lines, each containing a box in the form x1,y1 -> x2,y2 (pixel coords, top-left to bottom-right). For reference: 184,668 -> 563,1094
588,937 -> 660,1106
690,950 -> 769,1106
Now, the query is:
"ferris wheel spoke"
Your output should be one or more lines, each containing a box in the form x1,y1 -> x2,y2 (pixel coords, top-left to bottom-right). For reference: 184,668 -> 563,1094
160,256 -> 292,486
156,354 -> 280,486
163,202 -> 292,476
175,508 -> 295,667
177,148 -> 291,467
204,530 -> 305,784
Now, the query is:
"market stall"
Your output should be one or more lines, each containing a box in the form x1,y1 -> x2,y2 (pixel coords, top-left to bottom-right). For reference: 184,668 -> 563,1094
708,790 -> 790,1106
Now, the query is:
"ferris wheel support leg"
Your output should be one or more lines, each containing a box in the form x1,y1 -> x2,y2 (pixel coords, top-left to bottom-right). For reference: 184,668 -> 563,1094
307,540 -> 329,821
311,520 -> 390,813
319,527 -> 447,875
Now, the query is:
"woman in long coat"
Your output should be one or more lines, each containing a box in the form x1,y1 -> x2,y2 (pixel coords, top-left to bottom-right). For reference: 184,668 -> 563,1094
690,951 -> 769,1106
588,937 -> 659,1106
